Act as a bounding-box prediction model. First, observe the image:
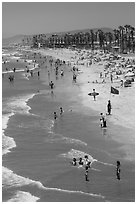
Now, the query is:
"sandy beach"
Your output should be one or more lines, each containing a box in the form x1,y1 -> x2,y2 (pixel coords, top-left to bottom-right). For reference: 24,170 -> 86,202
2,46 -> 135,202
37,48 -> 135,160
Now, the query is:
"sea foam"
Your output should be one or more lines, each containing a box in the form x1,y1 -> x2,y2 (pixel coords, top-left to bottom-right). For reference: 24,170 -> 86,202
7,191 -> 40,202
2,167 -> 105,201
60,148 -> 97,164
2,113 -> 16,156
3,93 -> 36,115
45,133 -> 87,146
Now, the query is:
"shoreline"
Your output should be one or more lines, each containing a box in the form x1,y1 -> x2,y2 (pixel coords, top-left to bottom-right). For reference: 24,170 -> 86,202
2,47 -> 135,202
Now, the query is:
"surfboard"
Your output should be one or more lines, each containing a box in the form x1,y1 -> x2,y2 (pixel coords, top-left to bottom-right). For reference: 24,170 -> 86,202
88,92 -> 99,96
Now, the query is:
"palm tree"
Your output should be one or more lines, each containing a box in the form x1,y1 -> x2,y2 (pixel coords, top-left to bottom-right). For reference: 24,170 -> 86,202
90,29 -> 95,51
124,25 -> 131,52
118,26 -> 124,53
130,26 -> 135,53
98,29 -> 105,52
106,32 -> 113,51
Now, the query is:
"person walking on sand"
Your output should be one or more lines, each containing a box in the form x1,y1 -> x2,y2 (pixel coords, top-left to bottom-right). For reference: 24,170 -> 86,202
93,89 -> 96,101
110,73 -> 113,83
116,161 -> 121,180
107,100 -> 112,115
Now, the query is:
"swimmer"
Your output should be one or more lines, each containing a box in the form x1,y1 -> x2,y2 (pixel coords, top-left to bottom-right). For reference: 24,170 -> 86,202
79,158 -> 84,166
72,158 -> 77,166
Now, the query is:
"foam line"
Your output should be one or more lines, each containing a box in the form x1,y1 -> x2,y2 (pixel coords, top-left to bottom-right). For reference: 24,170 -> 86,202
3,167 -> 105,201
7,191 -> 40,202
60,149 -> 97,164
44,187 -> 105,199
3,93 -> 36,115
97,160 -> 115,167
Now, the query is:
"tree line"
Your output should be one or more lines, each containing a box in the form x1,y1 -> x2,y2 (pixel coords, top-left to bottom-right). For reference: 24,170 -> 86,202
22,25 -> 135,53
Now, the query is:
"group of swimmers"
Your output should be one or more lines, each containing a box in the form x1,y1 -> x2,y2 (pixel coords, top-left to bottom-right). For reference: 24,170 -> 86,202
53,107 -> 64,120
71,155 -> 91,182
71,156 -> 121,181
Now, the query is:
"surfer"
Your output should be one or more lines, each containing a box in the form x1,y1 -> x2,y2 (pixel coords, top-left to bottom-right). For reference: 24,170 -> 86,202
116,161 -> 121,180
93,89 -> 96,101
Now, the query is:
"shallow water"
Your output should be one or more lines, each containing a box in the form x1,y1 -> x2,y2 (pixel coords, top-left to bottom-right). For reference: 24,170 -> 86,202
2,48 -> 135,202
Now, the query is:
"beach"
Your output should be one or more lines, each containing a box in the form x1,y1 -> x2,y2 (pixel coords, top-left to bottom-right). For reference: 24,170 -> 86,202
2,46 -> 135,202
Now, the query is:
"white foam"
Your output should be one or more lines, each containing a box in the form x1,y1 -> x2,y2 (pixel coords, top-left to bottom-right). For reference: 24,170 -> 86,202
44,187 -> 105,199
7,191 -> 40,202
45,133 -> 87,146
2,167 -> 44,189
3,94 -> 36,115
2,112 -> 14,130
2,134 -> 16,156
60,149 -> 115,167
3,166 -> 105,201
2,113 -> 16,155
97,160 -> 115,167
60,148 -> 97,164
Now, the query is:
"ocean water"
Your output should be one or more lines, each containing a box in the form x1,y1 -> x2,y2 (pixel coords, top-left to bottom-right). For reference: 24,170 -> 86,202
2,48 -> 135,202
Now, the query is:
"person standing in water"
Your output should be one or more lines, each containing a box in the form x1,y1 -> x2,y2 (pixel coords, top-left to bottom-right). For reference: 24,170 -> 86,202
53,112 -> 57,120
85,165 -> 89,181
84,155 -> 90,182
49,81 -> 54,89
116,161 -> 121,180
60,107 -> 63,115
